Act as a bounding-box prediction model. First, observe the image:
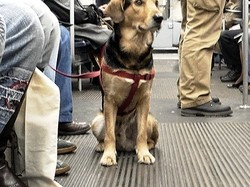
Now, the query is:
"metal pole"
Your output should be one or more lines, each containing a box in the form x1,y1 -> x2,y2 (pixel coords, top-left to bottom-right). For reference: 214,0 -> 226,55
70,0 -> 75,61
70,0 -> 82,91
240,0 -> 249,108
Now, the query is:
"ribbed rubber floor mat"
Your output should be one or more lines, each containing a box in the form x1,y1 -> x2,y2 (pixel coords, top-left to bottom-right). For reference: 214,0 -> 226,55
56,122 -> 250,187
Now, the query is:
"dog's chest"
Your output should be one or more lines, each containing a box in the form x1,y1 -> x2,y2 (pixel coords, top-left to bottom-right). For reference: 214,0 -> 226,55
103,73 -> 152,107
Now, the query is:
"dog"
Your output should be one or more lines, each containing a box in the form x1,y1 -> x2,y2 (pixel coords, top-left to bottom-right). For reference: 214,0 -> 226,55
91,0 -> 163,166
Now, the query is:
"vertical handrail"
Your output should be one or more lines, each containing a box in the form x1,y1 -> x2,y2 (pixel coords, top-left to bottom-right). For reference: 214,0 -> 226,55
241,0 -> 249,107
70,0 -> 75,61
70,0 -> 82,91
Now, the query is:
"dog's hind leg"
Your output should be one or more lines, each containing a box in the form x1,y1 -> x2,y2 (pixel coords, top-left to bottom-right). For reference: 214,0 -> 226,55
91,113 -> 105,152
147,114 -> 159,150
96,141 -> 105,152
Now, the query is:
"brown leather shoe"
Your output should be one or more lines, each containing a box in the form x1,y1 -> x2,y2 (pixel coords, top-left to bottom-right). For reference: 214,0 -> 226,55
0,162 -> 27,187
57,139 -> 77,154
55,160 -> 70,176
58,121 -> 90,135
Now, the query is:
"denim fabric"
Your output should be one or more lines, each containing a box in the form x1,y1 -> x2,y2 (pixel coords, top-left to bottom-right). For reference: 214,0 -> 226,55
0,16 -> 5,63
18,0 -> 61,82
55,26 -> 73,123
0,0 -> 44,133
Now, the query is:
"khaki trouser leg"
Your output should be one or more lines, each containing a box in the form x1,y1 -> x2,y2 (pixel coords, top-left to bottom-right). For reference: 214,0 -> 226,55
180,0 -> 225,108
177,0 -> 187,100
179,0 -> 187,54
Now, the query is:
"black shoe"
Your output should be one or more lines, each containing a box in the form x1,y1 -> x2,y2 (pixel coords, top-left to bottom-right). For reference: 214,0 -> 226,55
220,70 -> 241,82
238,84 -> 250,94
57,139 -> 77,154
0,161 -> 27,187
181,101 -> 233,117
177,97 -> 221,109
58,121 -> 90,135
55,160 -> 70,176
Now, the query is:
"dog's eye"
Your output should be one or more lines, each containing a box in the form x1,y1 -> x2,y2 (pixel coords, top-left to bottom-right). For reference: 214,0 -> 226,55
135,0 -> 143,6
155,0 -> 159,7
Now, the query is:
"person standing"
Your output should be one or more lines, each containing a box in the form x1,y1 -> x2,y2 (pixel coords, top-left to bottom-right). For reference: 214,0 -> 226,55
178,0 -> 233,117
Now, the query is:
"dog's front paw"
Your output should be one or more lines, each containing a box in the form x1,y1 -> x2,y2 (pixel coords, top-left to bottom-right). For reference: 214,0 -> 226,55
100,150 -> 117,166
137,149 -> 155,164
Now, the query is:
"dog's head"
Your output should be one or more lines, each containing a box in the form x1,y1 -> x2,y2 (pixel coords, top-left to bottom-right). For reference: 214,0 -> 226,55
105,0 -> 163,32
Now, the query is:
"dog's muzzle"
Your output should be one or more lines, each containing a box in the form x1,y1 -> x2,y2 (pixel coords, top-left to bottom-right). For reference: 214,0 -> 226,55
152,13 -> 163,30
153,13 -> 163,24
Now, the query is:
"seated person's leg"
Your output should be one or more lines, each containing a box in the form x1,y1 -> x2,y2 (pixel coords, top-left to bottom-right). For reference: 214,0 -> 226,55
18,0 -> 61,81
0,17 -> 4,62
56,26 -> 73,124
0,0 -> 44,186
17,0 -> 73,177
56,25 -> 90,135
219,29 -> 242,82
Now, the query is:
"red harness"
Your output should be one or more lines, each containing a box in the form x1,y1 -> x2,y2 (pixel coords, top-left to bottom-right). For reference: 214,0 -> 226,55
100,60 -> 155,116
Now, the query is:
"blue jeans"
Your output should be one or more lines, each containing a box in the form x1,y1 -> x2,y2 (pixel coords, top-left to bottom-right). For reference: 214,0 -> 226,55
19,0 -> 61,82
0,0 -> 45,133
55,26 -> 73,123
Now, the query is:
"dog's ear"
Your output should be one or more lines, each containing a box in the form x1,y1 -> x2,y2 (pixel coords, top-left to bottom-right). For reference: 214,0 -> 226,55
105,0 -> 125,23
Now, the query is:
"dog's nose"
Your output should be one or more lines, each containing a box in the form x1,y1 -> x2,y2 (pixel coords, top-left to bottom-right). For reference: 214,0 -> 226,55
153,14 -> 163,24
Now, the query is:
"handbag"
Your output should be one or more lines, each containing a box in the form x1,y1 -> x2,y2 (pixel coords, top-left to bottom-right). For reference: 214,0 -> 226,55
43,0 -> 103,25
5,68 -> 61,187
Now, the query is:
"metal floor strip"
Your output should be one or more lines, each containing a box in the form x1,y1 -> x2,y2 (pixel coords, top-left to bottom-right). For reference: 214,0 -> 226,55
56,122 -> 250,187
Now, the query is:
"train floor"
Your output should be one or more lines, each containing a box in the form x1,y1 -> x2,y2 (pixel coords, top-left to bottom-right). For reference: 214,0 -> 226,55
56,53 -> 250,187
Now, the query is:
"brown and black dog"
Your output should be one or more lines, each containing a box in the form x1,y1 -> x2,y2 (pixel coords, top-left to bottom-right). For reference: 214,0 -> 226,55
91,0 -> 163,166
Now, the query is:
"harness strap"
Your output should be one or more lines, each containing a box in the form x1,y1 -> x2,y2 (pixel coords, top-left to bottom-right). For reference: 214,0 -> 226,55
117,75 -> 140,115
101,63 -> 155,81
101,63 -> 155,115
